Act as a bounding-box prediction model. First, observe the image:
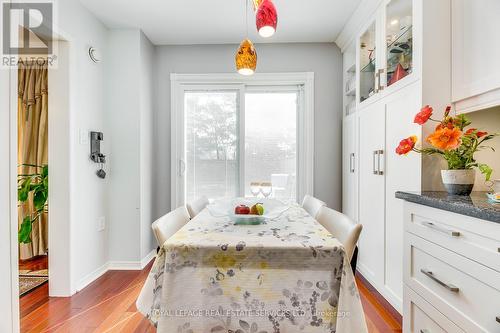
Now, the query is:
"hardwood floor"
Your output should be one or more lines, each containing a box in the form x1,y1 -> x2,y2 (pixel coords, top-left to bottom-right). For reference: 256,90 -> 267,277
20,260 -> 401,333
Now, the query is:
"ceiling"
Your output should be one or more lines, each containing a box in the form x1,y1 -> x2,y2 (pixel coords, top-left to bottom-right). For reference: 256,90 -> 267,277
79,0 -> 362,45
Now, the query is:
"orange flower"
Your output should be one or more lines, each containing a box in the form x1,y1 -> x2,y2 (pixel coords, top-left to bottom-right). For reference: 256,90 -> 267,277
396,136 -> 417,155
414,105 -> 433,125
427,127 -> 462,150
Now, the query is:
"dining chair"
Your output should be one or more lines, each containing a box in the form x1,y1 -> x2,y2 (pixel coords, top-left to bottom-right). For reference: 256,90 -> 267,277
186,196 -> 209,219
152,206 -> 191,248
315,206 -> 363,273
301,194 -> 326,219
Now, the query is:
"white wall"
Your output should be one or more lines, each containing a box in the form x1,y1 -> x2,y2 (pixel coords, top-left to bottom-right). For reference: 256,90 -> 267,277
140,32 -> 156,259
154,43 -> 343,218
0,67 -> 18,332
106,29 -> 142,263
106,29 -> 156,263
467,108 -> 500,191
56,0 -> 110,292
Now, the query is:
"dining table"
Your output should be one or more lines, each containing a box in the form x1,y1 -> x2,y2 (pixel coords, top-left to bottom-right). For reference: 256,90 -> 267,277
137,199 -> 368,333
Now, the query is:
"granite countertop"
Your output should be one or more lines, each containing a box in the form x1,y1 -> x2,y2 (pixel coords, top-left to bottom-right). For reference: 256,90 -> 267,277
395,191 -> 500,223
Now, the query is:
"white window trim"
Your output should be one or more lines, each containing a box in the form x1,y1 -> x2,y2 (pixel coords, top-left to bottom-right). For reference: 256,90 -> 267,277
171,72 -> 314,208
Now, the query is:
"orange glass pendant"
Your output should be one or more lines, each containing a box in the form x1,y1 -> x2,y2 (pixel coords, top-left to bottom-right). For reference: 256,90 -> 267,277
235,38 -> 257,75
256,0 -> 278,38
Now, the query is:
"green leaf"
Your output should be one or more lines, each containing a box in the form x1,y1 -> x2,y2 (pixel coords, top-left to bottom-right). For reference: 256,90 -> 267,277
18,177 -> 31,202
478,164 -> 493,181
33,189 -> 47,211
42,165 -> 48,177
18,216 -> 32,244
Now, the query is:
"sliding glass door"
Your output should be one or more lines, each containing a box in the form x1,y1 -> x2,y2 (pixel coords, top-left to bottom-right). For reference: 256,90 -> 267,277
184,89 -> 242,203
177,83 -> 303,205
244,90 -> 297,201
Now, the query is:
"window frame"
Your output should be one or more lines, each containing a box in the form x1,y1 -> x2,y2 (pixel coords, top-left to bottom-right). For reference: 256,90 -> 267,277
171,73 -> 314,208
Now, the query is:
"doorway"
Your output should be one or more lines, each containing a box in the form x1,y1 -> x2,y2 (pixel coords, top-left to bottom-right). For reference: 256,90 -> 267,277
17,62 -> 50,297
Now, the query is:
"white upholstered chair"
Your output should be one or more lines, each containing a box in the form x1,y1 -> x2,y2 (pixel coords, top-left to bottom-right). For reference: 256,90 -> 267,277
152,206 -> 191,247
186,196 -> 209,219
315,206 -> 363,262
301,194 -> 326,219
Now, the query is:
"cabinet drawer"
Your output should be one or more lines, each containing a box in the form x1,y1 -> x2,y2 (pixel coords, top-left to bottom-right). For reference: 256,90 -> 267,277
405,233 -> 500,332
404,287 -> 464,333
405,203 -> 500,273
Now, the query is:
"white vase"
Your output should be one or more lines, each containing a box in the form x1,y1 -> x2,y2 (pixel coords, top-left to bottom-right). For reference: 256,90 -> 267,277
441,169 -> 475,196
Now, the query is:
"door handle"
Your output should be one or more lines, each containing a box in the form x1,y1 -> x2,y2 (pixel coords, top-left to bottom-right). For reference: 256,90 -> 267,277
421,269 -> 459,292
378,69 -> 385,91
421,221 -> 461,237
496,316 -> 500,323
350,153 -> 355,173
377,149 -> 384,175
373,151 -> 378,174
179,159 -> 186,177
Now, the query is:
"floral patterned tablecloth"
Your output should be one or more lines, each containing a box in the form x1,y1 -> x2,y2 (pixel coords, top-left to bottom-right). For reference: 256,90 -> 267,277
137,202 -> 367,333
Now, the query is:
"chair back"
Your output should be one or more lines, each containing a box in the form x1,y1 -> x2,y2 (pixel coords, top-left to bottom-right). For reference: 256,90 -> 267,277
152,206 -> 190,247
315,206 -> 363,261
186,196 -> 209,219
301,194 -> 326,219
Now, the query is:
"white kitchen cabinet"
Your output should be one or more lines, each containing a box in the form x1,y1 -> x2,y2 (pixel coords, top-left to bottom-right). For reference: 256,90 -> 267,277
403,202 -> 500,333
452,0 -> 500,113
342,114 -> 358,222
341,0 -> 451,313
357,101 -> 386,287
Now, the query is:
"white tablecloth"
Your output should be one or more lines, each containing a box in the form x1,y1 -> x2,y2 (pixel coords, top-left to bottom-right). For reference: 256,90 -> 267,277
137,202 -> 367,333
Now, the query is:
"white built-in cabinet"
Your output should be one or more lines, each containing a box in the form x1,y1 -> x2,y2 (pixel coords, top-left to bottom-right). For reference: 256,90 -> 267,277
342,114 -> 358,222
452,0 -> 500,114
341,0 -> 451,312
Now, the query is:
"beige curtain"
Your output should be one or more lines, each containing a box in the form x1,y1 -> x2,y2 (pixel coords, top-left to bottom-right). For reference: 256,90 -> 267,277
18,63 -> 48,260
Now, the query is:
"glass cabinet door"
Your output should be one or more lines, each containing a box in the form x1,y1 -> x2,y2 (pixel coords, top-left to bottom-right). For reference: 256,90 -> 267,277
359,22 -> 377,103
385,0 -> 413,87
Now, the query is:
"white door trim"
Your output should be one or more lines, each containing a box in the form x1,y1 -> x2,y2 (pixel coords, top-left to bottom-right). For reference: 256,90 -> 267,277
170,72 -> 314,208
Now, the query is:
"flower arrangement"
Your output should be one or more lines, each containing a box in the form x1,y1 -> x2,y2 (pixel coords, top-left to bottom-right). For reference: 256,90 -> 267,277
396,105 -> 498,183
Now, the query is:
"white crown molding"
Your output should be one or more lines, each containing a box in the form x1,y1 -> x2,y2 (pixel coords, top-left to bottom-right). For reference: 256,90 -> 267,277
335,0 -> 383,52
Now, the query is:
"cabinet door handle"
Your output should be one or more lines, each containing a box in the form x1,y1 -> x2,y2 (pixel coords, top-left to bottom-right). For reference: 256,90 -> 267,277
421,221 -> 461,237
496,316 -> 500,323
377,149 -> 384,175
421,269 -> 459,292
373,151 -> 378,174
350,153 -> 355,173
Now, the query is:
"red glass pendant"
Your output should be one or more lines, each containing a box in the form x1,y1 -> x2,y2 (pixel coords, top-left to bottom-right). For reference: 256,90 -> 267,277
256,0 -> 278,38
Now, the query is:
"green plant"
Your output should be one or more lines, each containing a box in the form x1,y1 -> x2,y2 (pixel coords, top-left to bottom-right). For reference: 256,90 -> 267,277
18,164 -> 48,244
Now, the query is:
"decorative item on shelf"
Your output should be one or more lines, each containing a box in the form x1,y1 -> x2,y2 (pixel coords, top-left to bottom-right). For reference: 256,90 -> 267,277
388,63 -> 408,86
396,105 -> 499,195
235,0 -> 257,75
255,0 -> 278,38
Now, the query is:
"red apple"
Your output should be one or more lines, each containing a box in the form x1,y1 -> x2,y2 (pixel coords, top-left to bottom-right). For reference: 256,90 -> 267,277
234,204 -> 250,215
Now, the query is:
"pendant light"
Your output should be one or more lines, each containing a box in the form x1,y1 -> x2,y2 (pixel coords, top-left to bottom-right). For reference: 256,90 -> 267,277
256,0 -> 278,38
236,0 -> 257,75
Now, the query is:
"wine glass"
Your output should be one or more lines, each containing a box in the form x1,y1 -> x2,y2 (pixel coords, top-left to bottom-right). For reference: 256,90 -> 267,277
260,182 -> 273,198
250,182 -> 261,197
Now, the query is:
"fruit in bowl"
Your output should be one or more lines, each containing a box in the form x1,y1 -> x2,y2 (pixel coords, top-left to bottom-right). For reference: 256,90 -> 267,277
234,204 -> 250,215
250,203 -> 264,216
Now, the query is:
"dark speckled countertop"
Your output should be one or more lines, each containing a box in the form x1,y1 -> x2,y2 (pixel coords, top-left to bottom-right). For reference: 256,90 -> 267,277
395,191 -> 500,223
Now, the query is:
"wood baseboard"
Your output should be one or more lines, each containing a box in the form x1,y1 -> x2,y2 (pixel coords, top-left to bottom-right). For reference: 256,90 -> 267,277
356,271 -> 403,325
